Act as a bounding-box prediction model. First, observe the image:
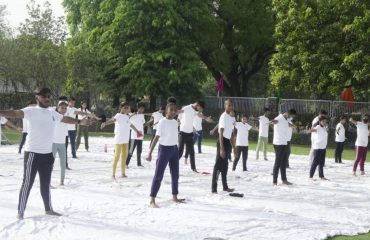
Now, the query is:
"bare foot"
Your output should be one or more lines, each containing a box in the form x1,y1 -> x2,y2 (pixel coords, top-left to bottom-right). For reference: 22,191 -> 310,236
173,198 -> 186,203
320,177 -> 329,181
45,210 -> 62,217
353,172 -> 357,176
223,188 -> 235,192
112,176 -> 117,182
16,213 -> 24,220
121,174 -> 127,178
361,171 -> 365,175
282,180 -> 293,185
149,202 -> 159,208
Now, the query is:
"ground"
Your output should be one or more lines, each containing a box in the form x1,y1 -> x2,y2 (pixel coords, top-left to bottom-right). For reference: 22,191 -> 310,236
0,135 -> 369,240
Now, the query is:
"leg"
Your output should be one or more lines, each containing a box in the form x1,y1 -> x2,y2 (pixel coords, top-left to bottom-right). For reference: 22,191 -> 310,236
178,132 -> 185,159
37,153 -> 55,212
353,146 -> 361,173
359,147 -> 367,172
76,126 -> 82,150
232,146 -> 242,171
310,149 -> 320,178
65,136 -> 69,169
286,141 -> 291,168
221,139 -> 231,190
335,142 -> 340,163
168,146 -> 180,196
262,137 -> 268,159
126,139 -> 137,166
273,145 -> 284,184
83,126 -> 89,151
58,144 -> 67,184
112,144 -> 122,177
255,136 -> 262,160
18,132 -> 28,154
69,130 -> 77,158
150,145 -> 170,198
197,130 -> 203,153
280,145 -> 288,181
186,133 -> 196,171
318,149 -> 326,178
338,142 -> 344,163
212,141 -> 221,193
242,146 -> 248,171
18,152 -> 38,215
121,144 -> 129,176
136,140 -> 143,166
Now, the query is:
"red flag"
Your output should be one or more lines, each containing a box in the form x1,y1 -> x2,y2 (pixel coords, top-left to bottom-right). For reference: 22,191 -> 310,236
340,87 -> 355,109
215,75 -> 224,92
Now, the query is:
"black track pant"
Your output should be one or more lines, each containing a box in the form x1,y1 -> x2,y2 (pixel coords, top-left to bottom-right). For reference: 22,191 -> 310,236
232,146 -> 248,171
126,139 -> 143,166
273,145 -> 288,184
335,142 -> 344,163
178,132 -> 196,170
212,138 -> 231,192
310,149 -> 326,178
18,152 -> 55,214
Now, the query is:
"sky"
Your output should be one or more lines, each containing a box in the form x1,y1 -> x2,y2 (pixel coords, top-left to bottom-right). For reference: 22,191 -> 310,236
0,0 -> 65,29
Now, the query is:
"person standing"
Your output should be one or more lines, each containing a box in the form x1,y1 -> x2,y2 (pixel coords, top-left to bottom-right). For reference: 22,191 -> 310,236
308,116 -> 329,180
177,101 -> 212,172
271,109 -> 296,185
18,100 -> 36,153
101,102 -> 142,180
232,114 -> 252,172
350,115 -> 369,176
308,110 -> 328,164
52,101 -> 69,186
126,102 -> 146,167
211,99 -> 235,193
256,108 -> 270,161
147,103 -> 185,208
0,87 -> 90,219
335,116 -> 347,163
76,101 -> 92,152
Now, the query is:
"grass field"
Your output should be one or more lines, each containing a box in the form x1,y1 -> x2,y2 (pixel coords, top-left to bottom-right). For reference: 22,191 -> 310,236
1,129 -> 369,239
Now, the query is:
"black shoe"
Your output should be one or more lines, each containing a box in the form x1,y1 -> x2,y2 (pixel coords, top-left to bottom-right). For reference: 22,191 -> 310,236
192,169 -> 199,173
282,180 -> 293,185
66,167 -> 72,170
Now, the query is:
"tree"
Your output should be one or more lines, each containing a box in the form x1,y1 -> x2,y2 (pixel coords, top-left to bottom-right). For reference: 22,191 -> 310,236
270,0 -> 370,100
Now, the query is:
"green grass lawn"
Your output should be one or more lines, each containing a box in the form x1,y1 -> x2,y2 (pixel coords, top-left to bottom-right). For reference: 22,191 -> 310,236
2,129 -> 369,239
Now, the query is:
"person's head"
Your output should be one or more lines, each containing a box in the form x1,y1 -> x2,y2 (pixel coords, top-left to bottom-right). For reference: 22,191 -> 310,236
287,108 -> 297,119
241,113 -> 248,123
319,115 -> 328,127
159,105 -> 166,113
58,96 -> 68,101
363,114 -> 369,124
194,100 -> 205,112
81,100 -> 87,109
57,101 -> 68,115
223,99 -> 233,114
264,107 -> 270,116
165,102 -> 177,119
119,102 -> 131,114
26,99 -> 37,107
34,87 -> 52,108
167,97 -> 177,105
137,102 -> 145,114
69,97 -> 76,107
339,115 -> 347,124
319,110 -> 328,117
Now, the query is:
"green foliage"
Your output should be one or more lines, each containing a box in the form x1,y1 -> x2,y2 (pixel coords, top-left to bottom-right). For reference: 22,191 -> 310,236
270,0 -> 370,100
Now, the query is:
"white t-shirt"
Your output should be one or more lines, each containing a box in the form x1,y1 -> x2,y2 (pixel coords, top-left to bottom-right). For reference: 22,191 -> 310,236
193,113 -> 203,131
156,118 -> 178,146
66,107 -> 78,131
152,111 -> 164,130
53,119 -> 69,144
311,116 -> 319,143
287,119 -> 293,141
313,125 -> 328,149
335,123 -> 345,142
235,122 -> 252,146
113,113 -> 131,144
77,108 -> 91,120
355,122 -> 369,147
130,114 -> 145,140
273,114 -> 289,145
218,112 -> 235,140
258,115 -> 269,137
0,117 -> 8,143
22,119 -> 28,133
22,106 -> 63,153
179,104 -> 197,133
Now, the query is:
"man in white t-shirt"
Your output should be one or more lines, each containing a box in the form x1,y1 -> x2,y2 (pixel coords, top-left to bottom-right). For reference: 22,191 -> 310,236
0,87 -> 90,220
126,102 -> 146,167
308,110 -> 328,164
211,99 -> 235,193
177,101 -> 212,172
335,116 -> 347,163
350,115 -> 370,176
256,108 -> 271,161
147,105 -> 165,148
271,108 -> 297,185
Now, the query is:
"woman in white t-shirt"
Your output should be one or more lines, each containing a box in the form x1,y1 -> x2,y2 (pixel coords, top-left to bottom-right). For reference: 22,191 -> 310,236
335,116 -> 347,163
147,106 -> 165,148
52,101 -> 69,186
232,114 -> 252,172
308,116 -> 329,180
350,115 -> 369,176
101,102 -> 142,180
147,103 -> 185,208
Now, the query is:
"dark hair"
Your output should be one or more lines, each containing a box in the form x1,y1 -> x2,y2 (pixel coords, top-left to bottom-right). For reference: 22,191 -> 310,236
58,96 -> 68,101
196,100 -> 205,109
241,113 -> 248,118
137,102 -> 145,109
58,101 -> 68,107
339,115 -> 347,121
167,97 -> 177,104
287,109 -> 297,115
166,102 -> 177,110
319,110 -> 328,115
26,99 -> 37,106
81,100 -> 87,104
225,99 -> 233,104
34,87 -> 51,96
69,97 -> 76,101
264,107 -> 270,113
160,105 -> 166,111
120,102 -> 130,108
319,116 -> 327,122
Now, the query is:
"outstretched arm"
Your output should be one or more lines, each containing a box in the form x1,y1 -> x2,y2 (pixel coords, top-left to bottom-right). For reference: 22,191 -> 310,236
147,135 -> 159,161
0,110 -> 24,119
197,112 -> 214,123
5,121 -> 22,131
62,116 -> 90,126
101,118 -> 116,129
210,124 -> 218,135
